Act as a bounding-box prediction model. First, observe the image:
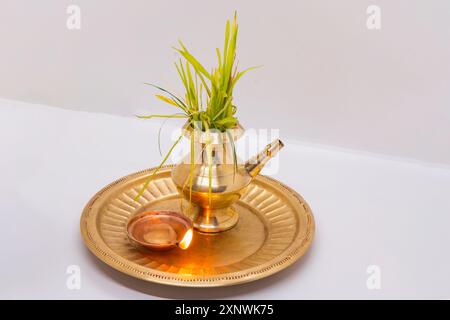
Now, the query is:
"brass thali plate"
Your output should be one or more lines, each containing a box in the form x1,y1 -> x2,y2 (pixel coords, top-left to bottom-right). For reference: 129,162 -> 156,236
80,165 -> 315,287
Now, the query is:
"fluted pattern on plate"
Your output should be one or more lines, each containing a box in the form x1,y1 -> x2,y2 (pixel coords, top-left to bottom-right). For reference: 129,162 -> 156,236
81,166 -> 314,287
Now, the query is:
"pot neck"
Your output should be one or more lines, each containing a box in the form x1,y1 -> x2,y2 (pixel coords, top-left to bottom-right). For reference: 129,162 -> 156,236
182,122 -> 245,144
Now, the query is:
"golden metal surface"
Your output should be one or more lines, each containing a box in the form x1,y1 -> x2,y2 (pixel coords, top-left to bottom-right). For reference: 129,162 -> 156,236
173,122 -> 285,233
80,165 -> 315,287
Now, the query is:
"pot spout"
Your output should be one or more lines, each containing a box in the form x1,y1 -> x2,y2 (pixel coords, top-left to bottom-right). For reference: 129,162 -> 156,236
244,139 -> 284,178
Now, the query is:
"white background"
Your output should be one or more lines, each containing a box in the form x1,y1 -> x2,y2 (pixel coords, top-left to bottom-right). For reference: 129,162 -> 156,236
1,0 -> 449,165
1,0 -> 450,299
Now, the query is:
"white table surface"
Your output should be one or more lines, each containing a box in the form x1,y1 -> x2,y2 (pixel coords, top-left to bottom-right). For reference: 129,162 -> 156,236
1,99 -> 450,299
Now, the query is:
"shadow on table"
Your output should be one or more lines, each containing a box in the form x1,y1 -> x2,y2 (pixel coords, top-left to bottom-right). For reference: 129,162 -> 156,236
82,243 -> 314,299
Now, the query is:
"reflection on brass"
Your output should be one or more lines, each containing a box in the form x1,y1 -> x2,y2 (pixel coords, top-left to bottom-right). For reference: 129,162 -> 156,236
80,165 -> 315,287
171,122 -> 284,233
127,211 -> 193,251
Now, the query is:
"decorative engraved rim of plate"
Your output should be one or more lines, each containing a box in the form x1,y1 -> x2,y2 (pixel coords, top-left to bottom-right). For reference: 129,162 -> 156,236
80,165 -> 315,287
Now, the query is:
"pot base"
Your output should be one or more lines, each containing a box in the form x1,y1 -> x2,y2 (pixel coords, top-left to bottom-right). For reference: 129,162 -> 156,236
191,206 -> 239,233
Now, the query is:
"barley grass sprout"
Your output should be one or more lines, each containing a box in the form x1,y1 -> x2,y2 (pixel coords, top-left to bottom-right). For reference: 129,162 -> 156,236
135,12 -> 258,201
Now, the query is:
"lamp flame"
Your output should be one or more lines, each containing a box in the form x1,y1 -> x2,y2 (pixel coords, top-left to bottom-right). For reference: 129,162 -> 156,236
178,228 -> 193,250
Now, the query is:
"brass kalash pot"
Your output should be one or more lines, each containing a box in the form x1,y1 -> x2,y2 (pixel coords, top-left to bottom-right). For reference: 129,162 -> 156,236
172,122 -> 284,233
